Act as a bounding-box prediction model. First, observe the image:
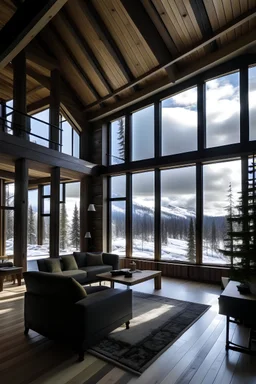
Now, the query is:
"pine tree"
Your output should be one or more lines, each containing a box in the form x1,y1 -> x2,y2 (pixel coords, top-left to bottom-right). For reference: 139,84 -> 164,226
59,203 -> 68,250
117,118 -> 125,161
187,218 -> 195,262
6,210 -> 14,240
211,220 -> 217,254
70,204 -> 80,249
27,205 -> 36,244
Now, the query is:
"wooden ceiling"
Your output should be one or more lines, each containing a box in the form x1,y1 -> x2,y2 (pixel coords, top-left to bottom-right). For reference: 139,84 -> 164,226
0,0 -> 256,125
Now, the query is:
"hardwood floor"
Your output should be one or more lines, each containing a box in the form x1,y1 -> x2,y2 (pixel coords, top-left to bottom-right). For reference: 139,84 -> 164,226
0,277 -> 256,384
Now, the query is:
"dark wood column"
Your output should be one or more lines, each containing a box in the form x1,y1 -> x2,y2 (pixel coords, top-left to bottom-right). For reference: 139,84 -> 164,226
14,158 -> 28,270
80,176 -> 89,252
50,167 -> 60,257
49,69 -> 60,150
37,185 -> 43,245
12,50 -> 29,139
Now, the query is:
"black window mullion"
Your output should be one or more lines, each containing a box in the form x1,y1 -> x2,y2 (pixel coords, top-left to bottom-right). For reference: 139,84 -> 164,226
240,64 -> 249,144
126,173 -> 132,258
155,169 -> 161,261
196,163 -> 203,265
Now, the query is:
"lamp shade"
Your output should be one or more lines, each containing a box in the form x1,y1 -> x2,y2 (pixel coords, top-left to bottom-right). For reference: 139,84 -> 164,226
88,204 -> 96,212
84,232 -> 91,238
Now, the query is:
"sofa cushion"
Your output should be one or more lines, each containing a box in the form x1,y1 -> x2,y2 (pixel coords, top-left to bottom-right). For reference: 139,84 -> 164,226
73,252 -> 87,268
86,252 -> 103,266
81,265 -> 112,281
44,258 -> 62,273
61,255 -> 78,271
62,270 -> 88,284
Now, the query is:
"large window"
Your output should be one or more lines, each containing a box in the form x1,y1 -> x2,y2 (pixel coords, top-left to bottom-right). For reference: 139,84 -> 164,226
110,118 -> 125,165
30,110 -> 49,147
132,172 -> 154,258
3,183 -> 14,256
203,160 -> 241,264
206,72 -> 240,148
27,189 -> 38,257
132,105 -> 154,161
161,166 -> 196,262
60,117 -> 80,158
249,66 -> 256,140
162,87 -> 198,155
109,175 -> 126,255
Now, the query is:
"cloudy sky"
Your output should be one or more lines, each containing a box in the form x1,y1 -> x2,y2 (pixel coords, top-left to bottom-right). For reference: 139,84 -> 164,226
111,66 -> 256,216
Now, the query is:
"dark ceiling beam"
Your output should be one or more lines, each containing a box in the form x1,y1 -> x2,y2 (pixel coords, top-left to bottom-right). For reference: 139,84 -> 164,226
27,96 -> 50,114
0,169 -> 15,180
60,10 -> 115,96
189,0 -> 218,51
26,85 -> 44,97
120,0 -> 175,82
77,0 -> 135,85
84,7 -> 256,113
0,0 -> 68,69
26,42 -> 59,70
29,176 -> 71,187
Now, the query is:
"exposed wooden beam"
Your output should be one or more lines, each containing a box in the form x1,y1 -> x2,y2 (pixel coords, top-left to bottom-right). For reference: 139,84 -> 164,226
26,67 -> 51,88
27,96 -> 50,114
29,176 -> 71,187
85,9 -> 256,115
121,0 -> 175,82
0,0 -> 68,69
0,169 -> 15,180
26,85 -> 44,97
59,9 -> 115,96
26,42 -> 59,70
77,0 -> 135,84
49,69 -> 60,150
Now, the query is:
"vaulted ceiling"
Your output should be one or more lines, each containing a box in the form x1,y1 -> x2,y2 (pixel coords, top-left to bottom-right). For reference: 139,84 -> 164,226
0,0 -> 256,126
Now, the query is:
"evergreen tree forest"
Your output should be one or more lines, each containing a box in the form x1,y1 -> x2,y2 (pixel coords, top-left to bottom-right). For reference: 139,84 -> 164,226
70,203 -> 80,250
118,117 -> 125,161
59,203 -> 68,250
27,205 -> 36,244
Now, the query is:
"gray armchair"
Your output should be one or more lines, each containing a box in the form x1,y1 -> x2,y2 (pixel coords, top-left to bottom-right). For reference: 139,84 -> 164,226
23,271 -> 132,361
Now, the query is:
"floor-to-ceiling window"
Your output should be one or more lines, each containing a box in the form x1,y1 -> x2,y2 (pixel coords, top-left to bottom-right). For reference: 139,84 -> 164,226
3,183 -> 14,256
60,116 -> 80,158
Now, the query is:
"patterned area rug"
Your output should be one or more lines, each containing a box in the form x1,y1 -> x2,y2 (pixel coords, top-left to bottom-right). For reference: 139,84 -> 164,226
88,291 -> 210,375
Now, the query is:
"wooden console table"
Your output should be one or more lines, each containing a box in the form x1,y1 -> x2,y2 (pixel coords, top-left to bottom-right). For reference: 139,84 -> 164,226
0,267 -> 23,292
219,280 -> 256,355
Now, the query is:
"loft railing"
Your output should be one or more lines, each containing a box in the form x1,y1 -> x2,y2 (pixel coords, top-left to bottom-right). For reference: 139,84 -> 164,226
0,102 -> 62,149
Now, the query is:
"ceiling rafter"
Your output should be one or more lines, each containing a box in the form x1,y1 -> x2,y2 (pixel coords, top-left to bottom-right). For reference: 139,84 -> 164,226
27,96 -> 50,114
0,0 -> 68,69
84,7 -> 256,112
26,41 -> 59,70
120,0 -> 176,82
26,85 -> 44,97
77,0 -> 136,85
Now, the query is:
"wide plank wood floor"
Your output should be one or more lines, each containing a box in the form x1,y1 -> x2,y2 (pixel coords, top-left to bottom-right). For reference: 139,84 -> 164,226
1,277 -> 256,384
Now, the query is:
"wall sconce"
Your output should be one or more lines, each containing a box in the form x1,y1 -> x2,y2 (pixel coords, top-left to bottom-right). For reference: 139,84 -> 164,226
88,204 -> 96,212
84,232 -> 91,239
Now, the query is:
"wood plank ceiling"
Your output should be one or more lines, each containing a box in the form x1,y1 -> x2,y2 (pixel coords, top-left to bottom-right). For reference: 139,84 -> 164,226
0,0 -> 256,125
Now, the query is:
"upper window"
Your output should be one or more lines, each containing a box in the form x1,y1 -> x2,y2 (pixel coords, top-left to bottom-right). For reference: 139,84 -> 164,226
132,105 -> 154,161
60,117 -> 80,158
30,109 -> 49,147
161,87 -> 198,156
249,65 -> 256,140
110,117 -> 125,165
206,72 -> 240,148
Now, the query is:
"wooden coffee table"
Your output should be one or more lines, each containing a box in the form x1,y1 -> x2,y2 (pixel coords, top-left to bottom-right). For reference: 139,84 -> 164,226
96,270 -> 161,290
0,267 -> 23,292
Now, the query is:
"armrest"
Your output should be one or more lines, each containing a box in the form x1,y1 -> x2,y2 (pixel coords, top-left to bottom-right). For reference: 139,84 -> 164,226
102,252 -> 119,270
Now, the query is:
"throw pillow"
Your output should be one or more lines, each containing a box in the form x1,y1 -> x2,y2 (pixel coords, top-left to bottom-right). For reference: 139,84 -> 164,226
72,278 -> 87,300
44,259 -> 62,273
61,255 -> 78,271
86,252 -> 103,266
73,252 -> 87,267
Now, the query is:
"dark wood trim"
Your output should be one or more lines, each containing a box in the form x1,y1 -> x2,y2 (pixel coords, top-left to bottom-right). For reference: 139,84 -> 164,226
50,167 -> 60,257
155,169 -> 160,261
49,69 -> 60,150
126,173 -> 132,258
14,158 -> 28,270
0,0 -> 68,69
196,163 -> 203,264
198,82 -> 205,151
37,185 -> 43,245
240,64 -> 249,144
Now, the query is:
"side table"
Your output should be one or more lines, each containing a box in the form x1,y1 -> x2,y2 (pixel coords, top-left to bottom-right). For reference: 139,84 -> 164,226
0,267 -> 23,292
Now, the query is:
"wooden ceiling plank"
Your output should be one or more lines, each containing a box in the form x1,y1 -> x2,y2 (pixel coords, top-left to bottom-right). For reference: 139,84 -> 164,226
0,0 -> 68,69
84,8 -> 256,112
59,9 -> 114,95
120,0 -> 175,82
77,0 -> 134,84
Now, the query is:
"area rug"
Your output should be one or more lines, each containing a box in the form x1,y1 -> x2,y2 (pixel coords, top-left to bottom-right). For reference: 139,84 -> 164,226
88,291 -> 210,375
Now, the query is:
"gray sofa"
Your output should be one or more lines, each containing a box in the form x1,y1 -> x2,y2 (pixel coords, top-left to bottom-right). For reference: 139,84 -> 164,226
37,252 -> 119,285
23,271 -> 132,360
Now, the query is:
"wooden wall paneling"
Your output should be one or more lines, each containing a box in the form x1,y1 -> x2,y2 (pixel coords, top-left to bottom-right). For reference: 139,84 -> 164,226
49,69 -> 60,151
14,158 -> 28,271
50,167 -> 60,257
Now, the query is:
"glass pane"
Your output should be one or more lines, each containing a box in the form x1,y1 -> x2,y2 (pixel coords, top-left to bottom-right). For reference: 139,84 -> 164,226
111,201 -> 126,256
206,72 -> 240,147
43,198 -> 50,214
73,130 -> 80,158
27,189 -> 38,247
5,210 -> 14,255
110,118 -> 125,165
132,172 -> 154,258
249,66 -> 256,140
42,216 -> 50,254
60,184 -> 64,202
161,166 -> 196,262
203,160 -> 241,264
43,185 -> 50,195
30,109 -> 49,147
62,121 -> 72,155
5,183 -> 14,207
162,87 -> 198,155
111,175 -> 126,198
5,100 -> 13,135
59,182 -> 80,254
132,105 -> 154,161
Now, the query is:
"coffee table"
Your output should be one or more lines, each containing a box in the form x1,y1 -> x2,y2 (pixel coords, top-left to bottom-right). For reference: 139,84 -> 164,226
96,270 -> 161,290
0,267 -> 23,292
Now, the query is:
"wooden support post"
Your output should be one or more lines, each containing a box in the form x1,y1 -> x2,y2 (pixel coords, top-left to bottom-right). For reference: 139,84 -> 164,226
50,167 -> 60,257
12,50 -> 29,139
49,69 -> 60,150
37,185 -> 43,245
80,176 -> 89,252
14,158 -> 28,271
